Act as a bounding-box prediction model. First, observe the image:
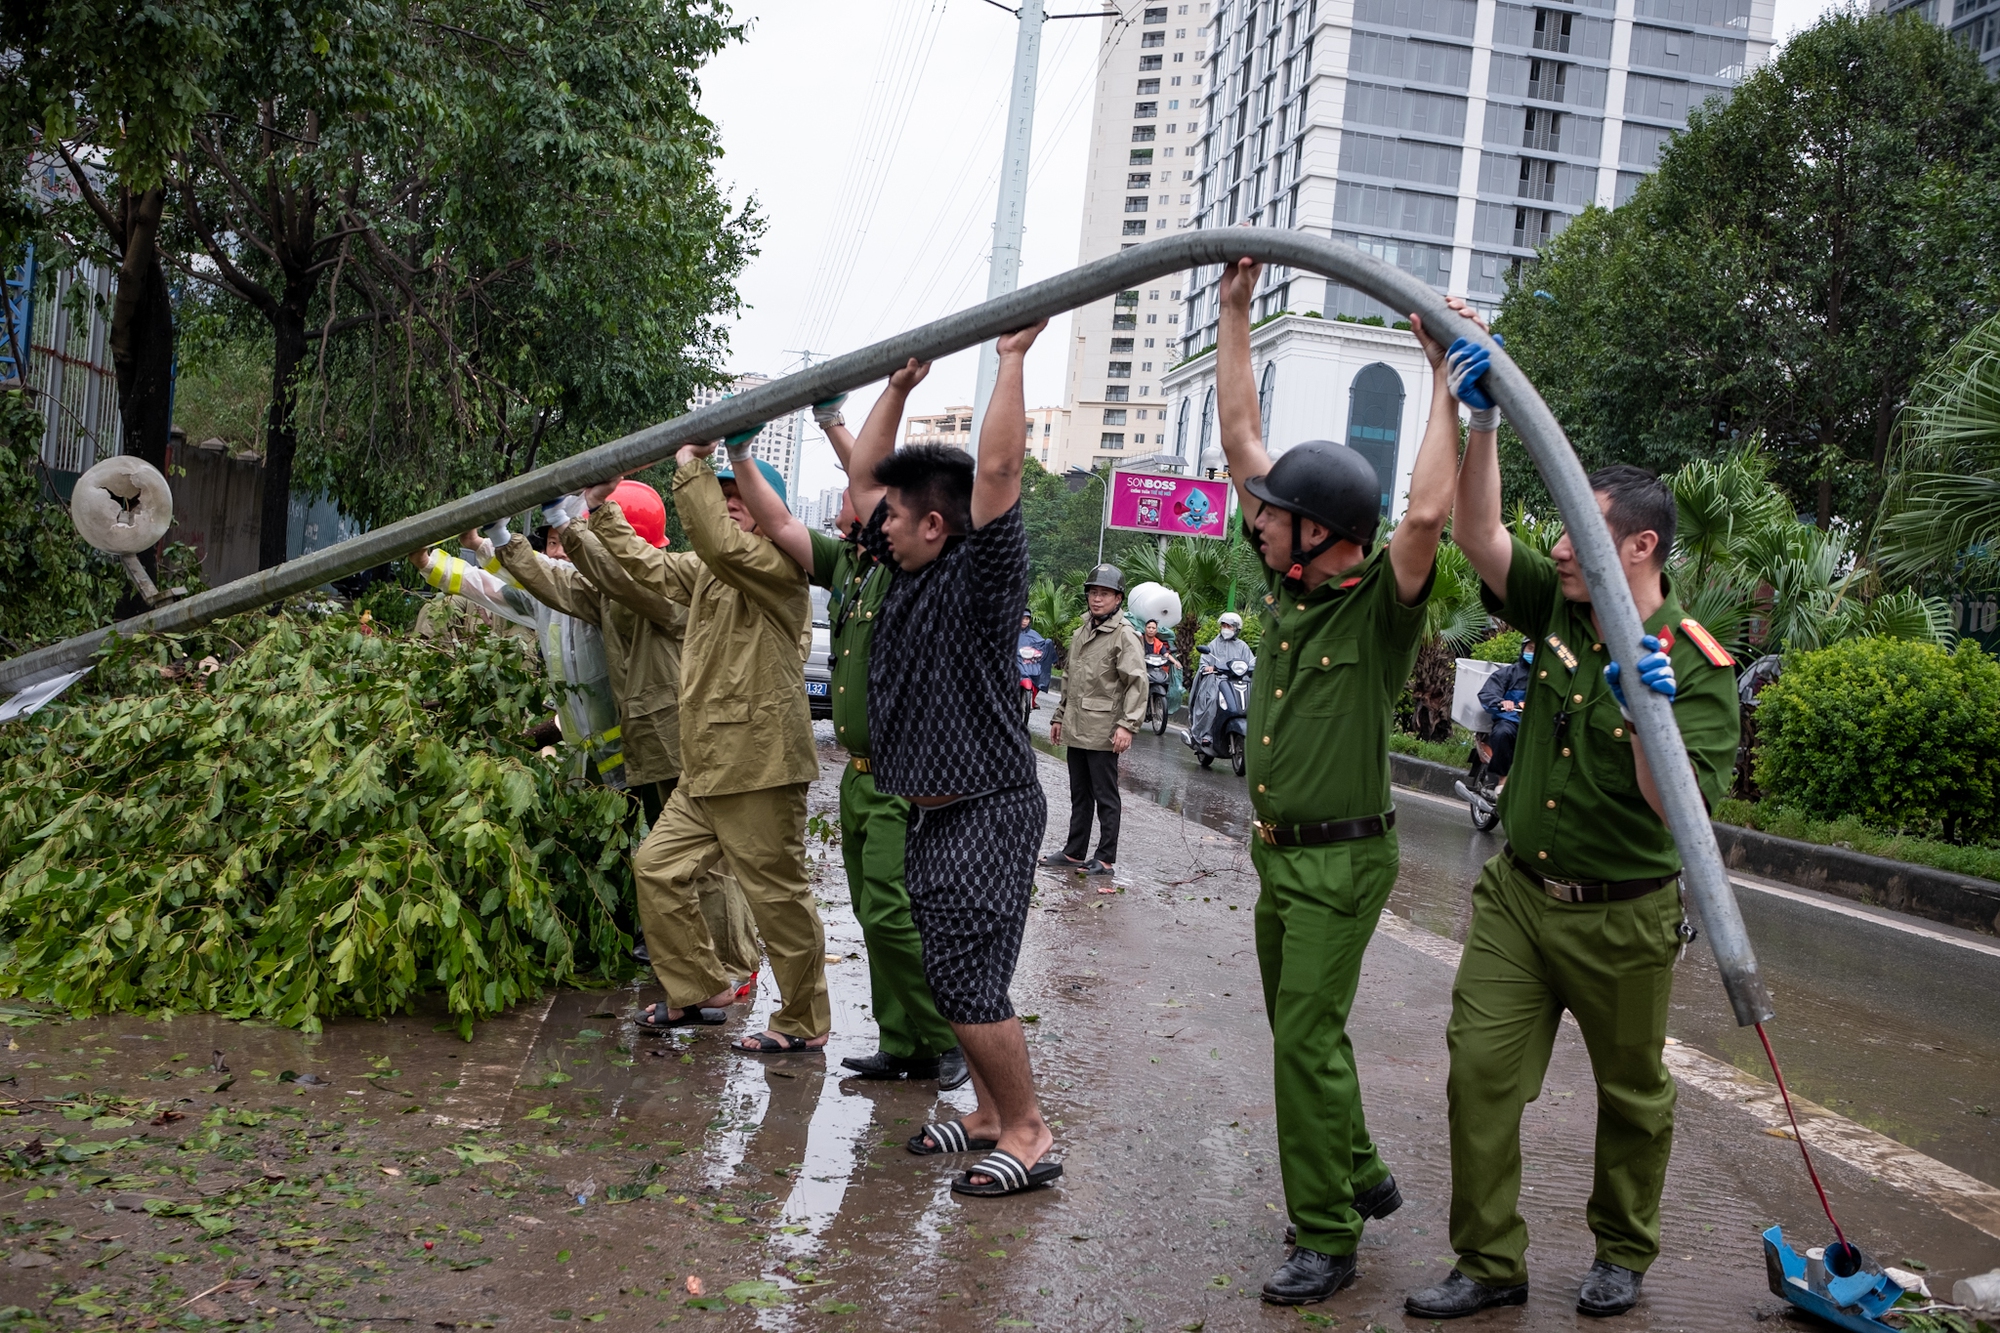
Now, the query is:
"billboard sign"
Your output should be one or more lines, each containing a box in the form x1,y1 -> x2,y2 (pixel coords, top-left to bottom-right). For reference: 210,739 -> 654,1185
1106,469 -> 1230,539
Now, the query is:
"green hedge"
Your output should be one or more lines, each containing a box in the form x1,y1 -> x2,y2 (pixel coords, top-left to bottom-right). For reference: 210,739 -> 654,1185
1755,637 -> 2000,843
0,612 -> 637,1035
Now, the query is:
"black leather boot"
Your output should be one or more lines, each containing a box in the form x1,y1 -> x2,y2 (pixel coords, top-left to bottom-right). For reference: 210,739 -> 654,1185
1284,1172 -> 1403,1245
839,1051 -> 941,1080
1576,1260 -> 1643,1316
1404,1270 -> 1530,1319
936,1046 -> 969,1091
1261,1248 -> 1356,1305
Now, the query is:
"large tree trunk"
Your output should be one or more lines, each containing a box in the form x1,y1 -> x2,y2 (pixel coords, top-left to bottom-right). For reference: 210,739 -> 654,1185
107,188 -> 175,615
1408,640 -> 1458,742
258,305 -> 309,570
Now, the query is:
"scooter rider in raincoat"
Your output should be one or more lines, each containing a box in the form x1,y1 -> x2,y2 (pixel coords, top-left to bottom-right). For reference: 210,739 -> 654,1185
1188,611 -> 1257,757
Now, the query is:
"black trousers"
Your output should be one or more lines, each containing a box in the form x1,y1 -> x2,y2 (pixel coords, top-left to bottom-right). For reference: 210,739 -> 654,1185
1063,745 -> 1122,864
1487,717 -> 1520,777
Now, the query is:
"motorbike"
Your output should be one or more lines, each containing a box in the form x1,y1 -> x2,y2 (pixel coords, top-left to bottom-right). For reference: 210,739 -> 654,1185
1018,644 -> 1044,725
1185,650 -> 1252,775
1448,657 -> 1505,831
1143,652 -> 1172,735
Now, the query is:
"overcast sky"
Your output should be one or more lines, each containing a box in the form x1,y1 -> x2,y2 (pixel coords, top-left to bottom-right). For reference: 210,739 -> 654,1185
700,0 -> 1849,504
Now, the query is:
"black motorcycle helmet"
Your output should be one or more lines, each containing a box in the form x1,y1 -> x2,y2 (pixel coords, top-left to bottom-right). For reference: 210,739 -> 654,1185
1242,441 -> 1382,582
1082,563 -> 1126,596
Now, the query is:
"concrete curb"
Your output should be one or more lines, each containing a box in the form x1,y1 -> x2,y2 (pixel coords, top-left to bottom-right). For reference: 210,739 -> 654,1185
1389,752 -> 2000,936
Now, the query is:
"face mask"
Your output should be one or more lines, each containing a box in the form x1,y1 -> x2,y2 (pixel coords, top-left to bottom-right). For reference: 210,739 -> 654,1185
1220,627 -> 1237,640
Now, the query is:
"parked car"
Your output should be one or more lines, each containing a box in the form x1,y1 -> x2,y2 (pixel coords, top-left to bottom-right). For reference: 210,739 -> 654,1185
805,588 -> 832,720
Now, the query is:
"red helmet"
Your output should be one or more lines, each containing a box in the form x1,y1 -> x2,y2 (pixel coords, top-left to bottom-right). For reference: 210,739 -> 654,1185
608,480 -> 668,548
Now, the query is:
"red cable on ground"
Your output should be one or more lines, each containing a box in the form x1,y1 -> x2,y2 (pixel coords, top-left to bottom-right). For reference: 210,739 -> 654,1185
1755,1020 -> 1849,1251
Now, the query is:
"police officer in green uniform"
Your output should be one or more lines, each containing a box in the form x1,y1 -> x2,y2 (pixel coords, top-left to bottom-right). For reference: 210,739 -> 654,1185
726,366 -> 968,1091
1212,257 -> 1468,1306
1405,329 -> 1740,1321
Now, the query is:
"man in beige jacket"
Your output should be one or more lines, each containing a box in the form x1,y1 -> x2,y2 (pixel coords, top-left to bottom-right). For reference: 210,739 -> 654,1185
1045,564 -> 1148,876
575,448 -> 829,1053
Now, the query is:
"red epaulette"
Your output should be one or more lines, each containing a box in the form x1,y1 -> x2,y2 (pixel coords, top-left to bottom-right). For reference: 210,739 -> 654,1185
1679,617 -> 1735,667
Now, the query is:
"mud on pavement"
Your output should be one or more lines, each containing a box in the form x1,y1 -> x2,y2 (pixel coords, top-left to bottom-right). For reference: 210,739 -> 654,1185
0,741 -> 1994,1331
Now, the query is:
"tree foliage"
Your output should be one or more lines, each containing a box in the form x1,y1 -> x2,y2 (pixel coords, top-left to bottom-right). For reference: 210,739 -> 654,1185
1877,309 -> 2000,582
0,612 -> 636,1035
0,390 -> 127,656
1754,636 -> 2000,842
1496,10 -> 2000,529
159,0 -> 758,565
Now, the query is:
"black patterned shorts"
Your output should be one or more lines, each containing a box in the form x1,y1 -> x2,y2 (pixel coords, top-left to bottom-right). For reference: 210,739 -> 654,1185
904,783 -> 1047,1025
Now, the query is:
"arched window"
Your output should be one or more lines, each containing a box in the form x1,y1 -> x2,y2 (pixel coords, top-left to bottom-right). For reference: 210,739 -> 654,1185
1257,360 -> 1277,443
1345,363 -> 1405,518
1175,396 -> 1191,462
1198,386 -> 1216,467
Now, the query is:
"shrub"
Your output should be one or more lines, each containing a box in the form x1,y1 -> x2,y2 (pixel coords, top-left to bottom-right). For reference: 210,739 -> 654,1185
0,612 -> 637,1035
1754,637 -> 2000,842
1471,629 -> 1526,664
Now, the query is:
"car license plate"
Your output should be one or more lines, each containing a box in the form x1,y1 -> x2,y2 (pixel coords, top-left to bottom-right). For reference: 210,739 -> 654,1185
806,680 -> 829,697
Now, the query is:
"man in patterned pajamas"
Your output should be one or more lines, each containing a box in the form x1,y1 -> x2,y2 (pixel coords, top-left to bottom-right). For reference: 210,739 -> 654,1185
843,325 -> 1064,1198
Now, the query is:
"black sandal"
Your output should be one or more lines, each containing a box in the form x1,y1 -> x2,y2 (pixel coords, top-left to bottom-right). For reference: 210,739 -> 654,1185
634,1002 -> 725,1032
906,1120 -> 998,1156
734,1032 -> 825,1055
951,1149 -> 1063,1197
1038,852 -> 1086,869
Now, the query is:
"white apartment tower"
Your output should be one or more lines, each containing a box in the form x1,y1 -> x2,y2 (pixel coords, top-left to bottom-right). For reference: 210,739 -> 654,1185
1178,0 -> 1774,346
1060,2 -> 1214,473
688,373 -> 804,505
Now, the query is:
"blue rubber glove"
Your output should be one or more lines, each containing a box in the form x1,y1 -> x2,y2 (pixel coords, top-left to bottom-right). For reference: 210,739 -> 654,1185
481,517 -> 513,549
1603,634 -> 1676,718
1446,334 -> 1504,431
539,495 -> 582,529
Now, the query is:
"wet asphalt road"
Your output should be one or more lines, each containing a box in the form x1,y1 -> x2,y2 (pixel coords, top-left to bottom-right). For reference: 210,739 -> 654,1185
0,717 -> 1996,1330
1100,714 -> 2000,1194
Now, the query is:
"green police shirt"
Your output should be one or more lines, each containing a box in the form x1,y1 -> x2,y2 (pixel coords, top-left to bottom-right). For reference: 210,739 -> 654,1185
1483,536 -> 1740,882
1245,546 -> 1434,827
809,528 -> 893,758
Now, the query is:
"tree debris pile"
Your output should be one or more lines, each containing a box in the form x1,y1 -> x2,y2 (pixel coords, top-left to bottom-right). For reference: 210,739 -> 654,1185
0,614 -> 636,1035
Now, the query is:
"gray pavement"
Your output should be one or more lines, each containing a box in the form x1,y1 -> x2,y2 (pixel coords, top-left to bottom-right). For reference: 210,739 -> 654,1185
0,719 -> 1994,1330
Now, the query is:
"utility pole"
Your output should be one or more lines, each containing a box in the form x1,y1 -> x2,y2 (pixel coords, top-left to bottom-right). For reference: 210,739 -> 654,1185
781,346 -> 834,507
969,0 -> 1048,450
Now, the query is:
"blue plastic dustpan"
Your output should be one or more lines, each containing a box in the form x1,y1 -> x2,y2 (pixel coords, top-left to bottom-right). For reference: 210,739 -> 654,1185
1762,1226 -> 1906,1332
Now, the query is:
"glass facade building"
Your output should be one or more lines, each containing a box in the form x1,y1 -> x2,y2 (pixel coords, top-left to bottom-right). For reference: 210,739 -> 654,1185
1177,0 -> 1774,352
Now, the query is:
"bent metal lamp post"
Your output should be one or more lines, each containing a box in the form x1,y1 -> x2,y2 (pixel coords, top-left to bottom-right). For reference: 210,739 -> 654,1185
0,230 -> 1775,1028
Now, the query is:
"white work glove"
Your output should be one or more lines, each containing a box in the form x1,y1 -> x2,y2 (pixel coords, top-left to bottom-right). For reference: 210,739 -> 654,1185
481,517 -> 513,549
812,394 -> 848,428
724,426 -> 760,463
540,494 -> 585,529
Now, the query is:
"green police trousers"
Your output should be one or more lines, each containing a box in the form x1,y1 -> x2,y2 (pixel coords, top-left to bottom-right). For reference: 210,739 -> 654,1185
1252,830 -> 1399,1257
839,762 -> 956,1059
1446,853 -> 1683,1285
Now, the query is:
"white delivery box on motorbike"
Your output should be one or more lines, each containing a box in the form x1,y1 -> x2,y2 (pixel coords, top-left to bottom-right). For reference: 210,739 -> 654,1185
1451,658 -> 1503,733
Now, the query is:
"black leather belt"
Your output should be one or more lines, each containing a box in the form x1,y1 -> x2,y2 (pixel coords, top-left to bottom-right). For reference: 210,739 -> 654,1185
1506,846 -> 1677,904
1255,809 -> 1396,847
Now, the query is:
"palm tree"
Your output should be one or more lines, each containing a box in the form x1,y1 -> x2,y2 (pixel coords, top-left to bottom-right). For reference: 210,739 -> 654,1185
1408,539 -> 1493,740
1878,312 -> 2000,583
1114,531 -> 1266,665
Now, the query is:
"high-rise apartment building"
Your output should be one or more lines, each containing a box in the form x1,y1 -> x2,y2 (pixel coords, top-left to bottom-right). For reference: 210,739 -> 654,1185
1059,2 -> 1215,474
1179,0 -> 1775,351
688,373 -> 803,505
904,404 -> 1069,470
1873,0 -> 2000,74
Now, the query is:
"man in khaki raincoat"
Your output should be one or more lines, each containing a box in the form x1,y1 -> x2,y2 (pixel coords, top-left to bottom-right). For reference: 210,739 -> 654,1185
1046,564 -> 1147,876
485,494 -> 760,988
578,447 -> 830,1053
